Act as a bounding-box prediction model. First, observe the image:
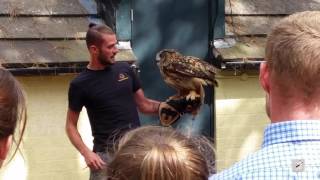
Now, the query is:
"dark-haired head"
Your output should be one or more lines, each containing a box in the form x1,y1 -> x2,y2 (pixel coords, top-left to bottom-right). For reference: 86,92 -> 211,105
88,22 -> 97,28
0,68 -> 26,167
86,23 -> 115,49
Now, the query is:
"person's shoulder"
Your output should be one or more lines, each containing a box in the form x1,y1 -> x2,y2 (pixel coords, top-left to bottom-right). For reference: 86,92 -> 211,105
70,69 -> 91,85
212,140 -> 320,180
210,161 -> 245,180
211,148 -> 270,180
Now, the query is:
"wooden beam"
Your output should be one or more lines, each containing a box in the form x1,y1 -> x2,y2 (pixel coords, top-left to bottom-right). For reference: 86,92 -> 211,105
0,40 -> 136,65
225,16 -> 283,36
0,0 -> 97,15
226,0 -> 320,15
0,17 -> 89,39
217,37 -> 266,60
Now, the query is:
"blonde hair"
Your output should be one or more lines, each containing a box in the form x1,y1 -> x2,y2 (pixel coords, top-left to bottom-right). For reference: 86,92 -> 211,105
0,68 -> 26,162
266,11 -> 320,96
107,126 -> 214,180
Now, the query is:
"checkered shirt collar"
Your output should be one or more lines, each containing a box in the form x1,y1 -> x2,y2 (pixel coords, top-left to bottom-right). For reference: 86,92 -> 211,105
262,120 -> 320,148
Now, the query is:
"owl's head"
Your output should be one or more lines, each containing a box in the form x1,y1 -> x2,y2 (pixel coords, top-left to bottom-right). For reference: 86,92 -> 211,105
156,49 -> 181,66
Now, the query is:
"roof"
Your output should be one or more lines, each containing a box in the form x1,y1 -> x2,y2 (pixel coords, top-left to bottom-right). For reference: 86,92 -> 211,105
0,0 -> 136,74
217,0 -> 320,62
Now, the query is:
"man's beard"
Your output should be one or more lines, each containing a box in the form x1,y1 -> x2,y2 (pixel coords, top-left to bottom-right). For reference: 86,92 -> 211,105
98,51 -> 113,66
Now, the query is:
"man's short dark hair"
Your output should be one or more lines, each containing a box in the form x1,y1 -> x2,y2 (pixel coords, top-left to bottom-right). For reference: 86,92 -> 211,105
86,23 -> 115,49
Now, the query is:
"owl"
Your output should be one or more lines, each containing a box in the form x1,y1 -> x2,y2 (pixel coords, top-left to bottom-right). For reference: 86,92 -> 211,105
156,49 -> 219,116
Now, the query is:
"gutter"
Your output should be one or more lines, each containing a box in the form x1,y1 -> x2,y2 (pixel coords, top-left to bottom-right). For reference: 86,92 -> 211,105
221,60 -> 264,70
7,66 -> 87,76
7,62 -> 140,76
214,38 -> 265,71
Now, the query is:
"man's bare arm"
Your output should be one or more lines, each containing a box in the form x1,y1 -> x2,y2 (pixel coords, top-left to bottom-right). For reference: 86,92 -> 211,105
65,109 -> 105,170
134,89 -> 161,114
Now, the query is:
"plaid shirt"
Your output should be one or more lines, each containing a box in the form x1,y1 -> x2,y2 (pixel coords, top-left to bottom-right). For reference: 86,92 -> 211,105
210,120 -> 320,180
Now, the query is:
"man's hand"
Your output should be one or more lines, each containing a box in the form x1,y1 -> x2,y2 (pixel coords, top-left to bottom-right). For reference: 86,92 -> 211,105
83,151 -> 106,170
159,95 -> 202,126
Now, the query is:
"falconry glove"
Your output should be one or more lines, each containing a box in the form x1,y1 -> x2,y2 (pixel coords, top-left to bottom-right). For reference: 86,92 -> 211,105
159,96 -> 201,126
159,101 -> 181,126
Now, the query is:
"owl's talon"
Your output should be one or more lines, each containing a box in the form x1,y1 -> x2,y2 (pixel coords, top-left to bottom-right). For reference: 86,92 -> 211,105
186,91 -> 199,101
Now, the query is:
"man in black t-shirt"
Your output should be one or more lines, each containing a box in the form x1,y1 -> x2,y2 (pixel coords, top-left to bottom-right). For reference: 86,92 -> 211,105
65,23 -> 160,180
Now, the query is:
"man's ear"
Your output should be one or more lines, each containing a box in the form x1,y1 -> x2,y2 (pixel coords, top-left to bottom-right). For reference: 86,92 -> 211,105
259,62 -> 270,93
89,45 -> 99,55
0,136 -> 12,161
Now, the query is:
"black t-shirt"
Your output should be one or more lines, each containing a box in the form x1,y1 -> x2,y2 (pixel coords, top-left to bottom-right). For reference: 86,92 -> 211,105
68,62 -> 141,152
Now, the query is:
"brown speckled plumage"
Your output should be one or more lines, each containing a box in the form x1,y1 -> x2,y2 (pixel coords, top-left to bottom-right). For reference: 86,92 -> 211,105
156,49 -> 219,116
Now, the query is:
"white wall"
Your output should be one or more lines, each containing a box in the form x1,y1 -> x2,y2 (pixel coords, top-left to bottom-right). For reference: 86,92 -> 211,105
0,75 -> 92,180
215,73 -> 269,171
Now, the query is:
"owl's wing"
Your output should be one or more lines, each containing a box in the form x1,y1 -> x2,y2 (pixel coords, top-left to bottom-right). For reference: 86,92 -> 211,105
163,55 -> 219,82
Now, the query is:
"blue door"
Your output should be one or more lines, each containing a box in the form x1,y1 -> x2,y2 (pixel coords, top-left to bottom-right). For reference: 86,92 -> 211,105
131,0 -> 223,137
